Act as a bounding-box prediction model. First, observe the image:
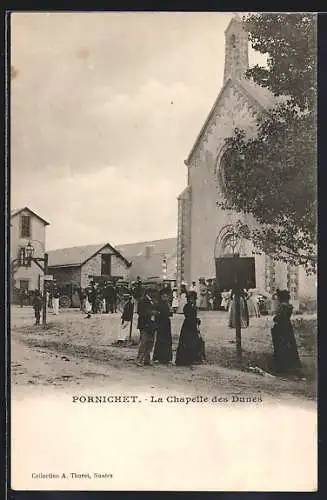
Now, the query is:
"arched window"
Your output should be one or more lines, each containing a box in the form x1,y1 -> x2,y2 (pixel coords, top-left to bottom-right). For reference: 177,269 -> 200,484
231,34 -> 237,48
214,224 -> 245,258
217,148 -> 233,192
221,233 -> 243,255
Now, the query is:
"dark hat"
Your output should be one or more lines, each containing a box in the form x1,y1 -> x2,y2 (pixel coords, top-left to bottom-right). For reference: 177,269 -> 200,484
277,289 -> 290,302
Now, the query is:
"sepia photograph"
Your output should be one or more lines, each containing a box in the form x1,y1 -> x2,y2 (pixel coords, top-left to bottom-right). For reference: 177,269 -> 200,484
10,11 -> 317,491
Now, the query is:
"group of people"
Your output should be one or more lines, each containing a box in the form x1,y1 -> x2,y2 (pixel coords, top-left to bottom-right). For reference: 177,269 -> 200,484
176,279 -> 218,312
134,288 -> 205,367
175,281 -> 262,319
25,285 -> 61,325
24,274 -> 303,377
116,283 -> 302,377
78,281 -> 118,317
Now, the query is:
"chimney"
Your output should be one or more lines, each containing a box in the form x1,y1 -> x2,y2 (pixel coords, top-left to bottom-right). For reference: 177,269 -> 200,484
145,245 -> 155,259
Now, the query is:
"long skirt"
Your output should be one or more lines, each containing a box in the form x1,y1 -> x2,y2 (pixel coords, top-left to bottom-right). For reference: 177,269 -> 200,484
153,322 -> 173,364
221,297 -> 229,311
175,321 -> 202,366
85,298 -> 92,313
271,320 -> 302,375
117,321 -> 129,342
228,297 -> 249,328
198,294 -> 208,310
247,297 -> 260,317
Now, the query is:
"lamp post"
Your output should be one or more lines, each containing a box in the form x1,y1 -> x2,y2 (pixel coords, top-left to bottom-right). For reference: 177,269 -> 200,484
25,240 -> 49,326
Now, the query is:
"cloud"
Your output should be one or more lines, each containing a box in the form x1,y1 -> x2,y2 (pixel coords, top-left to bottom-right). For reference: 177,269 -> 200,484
10,12 -> 268,249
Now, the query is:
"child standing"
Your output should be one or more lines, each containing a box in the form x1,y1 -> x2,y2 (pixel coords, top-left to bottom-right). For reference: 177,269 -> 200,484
115,295 -> 134,345
32,290 -> 43,325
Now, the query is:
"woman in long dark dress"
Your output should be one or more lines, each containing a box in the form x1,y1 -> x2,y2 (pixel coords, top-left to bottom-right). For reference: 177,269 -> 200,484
271,290 -> 303,377
228,289 -> 249,328
153,289 -> 173,364
175,291 -> 203,366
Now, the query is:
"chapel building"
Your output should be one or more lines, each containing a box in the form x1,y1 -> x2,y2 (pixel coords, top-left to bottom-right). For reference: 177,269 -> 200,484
176,15 -> 316,309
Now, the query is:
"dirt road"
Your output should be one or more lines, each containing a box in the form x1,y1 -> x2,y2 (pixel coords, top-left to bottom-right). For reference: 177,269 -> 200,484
11,306 -> 316,404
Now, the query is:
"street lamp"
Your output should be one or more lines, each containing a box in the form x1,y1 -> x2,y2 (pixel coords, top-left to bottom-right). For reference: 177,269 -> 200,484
25,241 -> 35,262
24,240 -> 49,326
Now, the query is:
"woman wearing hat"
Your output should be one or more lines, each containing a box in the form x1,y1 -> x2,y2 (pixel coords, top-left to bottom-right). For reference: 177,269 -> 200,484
271,289 -> 303,377
175,291 -> 203,366
153,288 -> 173,364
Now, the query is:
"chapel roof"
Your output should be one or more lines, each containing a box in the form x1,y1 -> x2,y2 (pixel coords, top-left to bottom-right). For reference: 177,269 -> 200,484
185,76 -> 287,166
185,14 -> 289,166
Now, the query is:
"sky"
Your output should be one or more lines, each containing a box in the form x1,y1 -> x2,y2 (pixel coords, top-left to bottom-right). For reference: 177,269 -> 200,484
11,12 -> 265,251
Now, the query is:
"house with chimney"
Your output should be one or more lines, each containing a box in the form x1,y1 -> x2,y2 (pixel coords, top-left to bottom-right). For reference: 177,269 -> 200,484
46,237 -> 177,291
116,238 -> 177,283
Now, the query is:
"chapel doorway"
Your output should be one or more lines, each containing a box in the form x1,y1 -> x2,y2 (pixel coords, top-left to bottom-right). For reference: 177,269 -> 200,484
214,225 -> 256,291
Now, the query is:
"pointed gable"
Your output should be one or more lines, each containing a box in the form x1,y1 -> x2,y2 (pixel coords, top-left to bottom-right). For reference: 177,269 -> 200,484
48,243 -> 131,268
11,206 -> 50,225
184,15 -> 281,167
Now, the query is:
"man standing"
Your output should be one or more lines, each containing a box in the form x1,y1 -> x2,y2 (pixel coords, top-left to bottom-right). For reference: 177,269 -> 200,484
104,281 -> 115,313
136,289 -> 157,366
18,288 -> 27,308
52,284 -> 60,315
112,283 -> 118,313
132,276 -> 143,314
89,281 -> 98,314
103,281 -> 110,313
32,290 -> 43,325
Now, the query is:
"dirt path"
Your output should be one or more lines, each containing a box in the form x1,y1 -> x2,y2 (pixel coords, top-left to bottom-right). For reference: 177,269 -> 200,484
11,310 -> 316,407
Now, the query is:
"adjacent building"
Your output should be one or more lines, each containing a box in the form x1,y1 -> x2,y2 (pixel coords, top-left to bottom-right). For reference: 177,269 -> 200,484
47,238 -> 177,289
176,15 -> 316,308
11,207 -> 50,291
47,243 -> 131,288
116,238 -> 177,282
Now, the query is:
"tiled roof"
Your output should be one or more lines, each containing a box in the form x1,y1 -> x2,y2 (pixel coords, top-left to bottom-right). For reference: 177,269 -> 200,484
47,238 -> 177,280
116,237 -> 177,259
116,238 -> 177,281
48,243 -> 130,268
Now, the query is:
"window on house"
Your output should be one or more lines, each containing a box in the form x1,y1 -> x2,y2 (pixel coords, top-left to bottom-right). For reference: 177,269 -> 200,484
20,215 -> 31,238
101,254 -> 112,277
19,279 -> 29,290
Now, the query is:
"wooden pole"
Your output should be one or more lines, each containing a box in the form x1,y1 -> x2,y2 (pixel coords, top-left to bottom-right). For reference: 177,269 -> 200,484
129,301 -> 134,342
42,253 -> 48,326
233,254 -> 242,365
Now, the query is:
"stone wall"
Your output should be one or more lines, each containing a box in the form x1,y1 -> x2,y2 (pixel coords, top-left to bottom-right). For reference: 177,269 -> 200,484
177,186 -> 192,289
50,266 -> 81,287
80,249 -> 129,288
186,81 -> 260,285
177,78 -> 316,308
